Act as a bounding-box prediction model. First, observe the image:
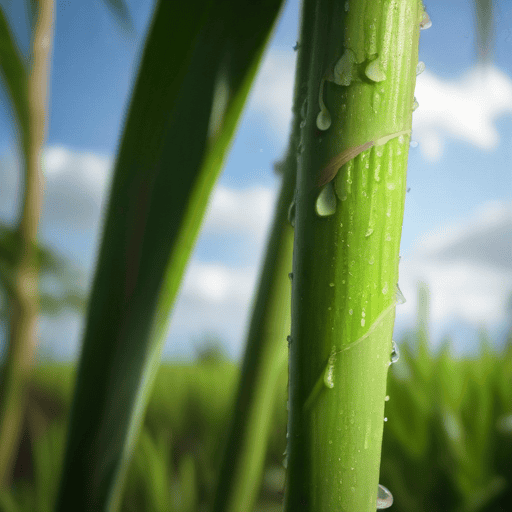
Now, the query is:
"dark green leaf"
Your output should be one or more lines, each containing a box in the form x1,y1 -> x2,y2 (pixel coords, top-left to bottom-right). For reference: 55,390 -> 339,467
56,1 -> 284,510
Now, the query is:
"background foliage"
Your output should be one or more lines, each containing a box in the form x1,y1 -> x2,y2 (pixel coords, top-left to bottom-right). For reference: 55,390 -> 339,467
0,290 -> 511,512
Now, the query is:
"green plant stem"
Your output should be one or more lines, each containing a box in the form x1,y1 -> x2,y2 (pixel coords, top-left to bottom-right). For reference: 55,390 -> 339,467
210,2 -> 317,509
285,1 -> 421,510
211,165 -> 293,512
0,0 -> 54,488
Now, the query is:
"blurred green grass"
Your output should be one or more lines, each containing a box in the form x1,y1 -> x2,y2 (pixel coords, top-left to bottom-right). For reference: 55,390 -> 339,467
1,325 -> 511,512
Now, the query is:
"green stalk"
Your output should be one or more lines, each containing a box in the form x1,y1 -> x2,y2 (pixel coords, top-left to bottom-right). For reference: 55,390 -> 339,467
211,154 -> 293,512
285,1 -> 422,510
0,0 -> 54,487
211,2 -> 317,510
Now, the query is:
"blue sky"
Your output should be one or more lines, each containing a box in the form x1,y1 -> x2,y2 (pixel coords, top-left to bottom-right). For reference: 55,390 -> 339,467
1,0 -> 511,361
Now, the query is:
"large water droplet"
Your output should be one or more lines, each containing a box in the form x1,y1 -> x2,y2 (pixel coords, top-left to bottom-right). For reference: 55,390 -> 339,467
316,109 -> 331,130
316,182 -> 337,217
390,340 -> 400,365
288,272 -> 293,281
365,227 -> 374,237
416,61 -> 426,76
395,283 -> 406,304
412,97 -> 419,111
410,140 -> 418,148
376,484 -> 393,509
419,10 -> 432,30
365,58 -> 386,82
333,49 -> 357,86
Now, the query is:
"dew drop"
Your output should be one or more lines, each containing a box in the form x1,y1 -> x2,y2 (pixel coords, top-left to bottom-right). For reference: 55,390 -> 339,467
316,109 -> 331,130
365,58 -> 386,82
333,49 -> 357,86
301,97 -> 308,119
384,395 -> 390,401
361,318 -> 366,327
386,182 -> 396,190
395,283 -> 406,304
344,1 -> 349,12
419,10 -> 432,30
288,272 -> 293,280
300,119 -> 306,129
376,484 -> 393,509
416,61 -> 426,76
316,182 -> 337,217
410,140 -> 418,148
288,197 -> 296,227
287,335 -> 292,347
390,340 -> 400,365
412,97 -> 419,111
369,256 -> 375,265
365,227 -> 374,237
329,282 -> 335,287
349,309 -> 353,315
324,348 -> 336,388
382,282 -> 388,295
383,417 -> 388,422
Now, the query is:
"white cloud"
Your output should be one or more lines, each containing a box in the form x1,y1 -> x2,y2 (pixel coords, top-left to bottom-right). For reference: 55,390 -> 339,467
248,49 -> 296,141
41,146 -> 112,229
413,65 -> 512,161
181,261 -> 258,304
202,184 -> 277,244
398,201 -> 512,335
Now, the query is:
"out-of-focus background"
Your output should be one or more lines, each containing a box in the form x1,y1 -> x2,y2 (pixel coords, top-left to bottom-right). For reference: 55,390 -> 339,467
0,0 -> 510,362
0,1 -> 511,511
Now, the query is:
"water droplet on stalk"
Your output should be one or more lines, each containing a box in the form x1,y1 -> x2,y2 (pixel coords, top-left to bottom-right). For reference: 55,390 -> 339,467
376,484 -> 393,509
412,97 -> 419,111
344,1 -> 349,12
324,347 -> 336,388
301,97 -> 308,119
416,61 -> 426,75
385,395 -> 390,401
288,272 -> 293,280
410,140 -> 418,148
419,10 -> 432,30
288,197 -> 296,227
395,284 -> 406,304
333,49 -> 357,86
316,182 -> 337,217
316,109 -> 331,130
390,340 -> 399,365
365,58 -> 386,82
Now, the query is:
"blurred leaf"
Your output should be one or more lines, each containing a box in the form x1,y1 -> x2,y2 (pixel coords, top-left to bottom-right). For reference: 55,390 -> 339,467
473,0 -> 494,63
56,1 -> 284,510
0,5 -> 29,153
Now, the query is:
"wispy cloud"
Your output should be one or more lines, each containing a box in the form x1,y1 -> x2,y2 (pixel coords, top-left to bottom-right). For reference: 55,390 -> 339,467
247,49 -> 296,142
411,65 -> 512,161
398,201 -> 512,333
